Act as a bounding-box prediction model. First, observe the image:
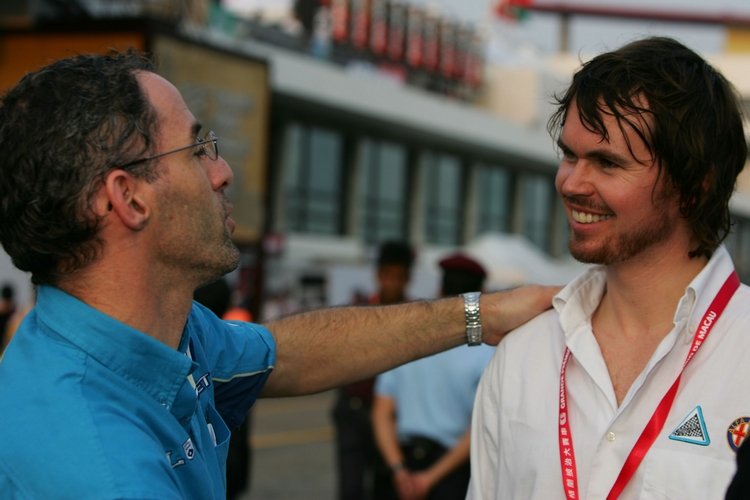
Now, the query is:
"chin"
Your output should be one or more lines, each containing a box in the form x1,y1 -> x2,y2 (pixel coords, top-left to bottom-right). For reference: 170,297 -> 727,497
569,244 -> 614,265
221,249 -> 241,275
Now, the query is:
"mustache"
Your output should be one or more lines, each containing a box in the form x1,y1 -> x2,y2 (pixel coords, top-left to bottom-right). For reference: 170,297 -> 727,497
562,195 -> 612,214
221,197 -> 233,218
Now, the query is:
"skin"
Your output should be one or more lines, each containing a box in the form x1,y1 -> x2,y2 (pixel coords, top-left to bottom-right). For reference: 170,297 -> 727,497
377,263 -> 411,305
555,100 -> 708,404
555,100 -> 679,267
62,71 -> 235,348
57,70 -> 559,398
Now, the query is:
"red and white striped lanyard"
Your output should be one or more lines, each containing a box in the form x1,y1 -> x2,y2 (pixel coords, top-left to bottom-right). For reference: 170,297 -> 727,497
558,272 -> 740,500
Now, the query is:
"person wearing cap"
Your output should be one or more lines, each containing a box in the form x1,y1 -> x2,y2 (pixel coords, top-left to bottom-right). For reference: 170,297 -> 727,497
372,252 -> 492,500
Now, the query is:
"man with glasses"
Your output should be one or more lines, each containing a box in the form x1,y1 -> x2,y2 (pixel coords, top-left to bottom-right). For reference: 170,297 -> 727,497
0,51 -> 555,499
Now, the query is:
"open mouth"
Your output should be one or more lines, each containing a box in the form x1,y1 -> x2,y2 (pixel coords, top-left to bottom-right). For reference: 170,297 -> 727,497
571,209 -> 612,224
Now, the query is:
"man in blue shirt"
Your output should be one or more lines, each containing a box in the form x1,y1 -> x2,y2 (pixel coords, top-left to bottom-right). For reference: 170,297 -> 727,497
373,253 -> 493,499
0,51 -> 556,499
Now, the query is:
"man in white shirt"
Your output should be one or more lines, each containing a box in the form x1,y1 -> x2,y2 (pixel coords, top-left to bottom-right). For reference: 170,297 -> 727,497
468,36 -> 750,500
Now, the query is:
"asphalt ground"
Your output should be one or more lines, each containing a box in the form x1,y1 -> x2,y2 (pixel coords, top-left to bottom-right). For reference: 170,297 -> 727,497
245,390 -> 338,500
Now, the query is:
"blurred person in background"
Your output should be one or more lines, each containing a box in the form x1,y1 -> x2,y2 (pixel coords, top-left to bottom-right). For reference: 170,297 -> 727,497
0,50 -> 556,499
333,240 -> 415,500
373,252 -> 492,500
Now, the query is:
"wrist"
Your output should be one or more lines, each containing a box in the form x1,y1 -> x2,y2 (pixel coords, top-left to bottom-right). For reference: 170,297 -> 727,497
390,462 -> 405,474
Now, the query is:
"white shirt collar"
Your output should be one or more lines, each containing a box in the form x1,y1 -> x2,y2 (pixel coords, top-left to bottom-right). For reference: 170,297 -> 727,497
552,245 -> 737,343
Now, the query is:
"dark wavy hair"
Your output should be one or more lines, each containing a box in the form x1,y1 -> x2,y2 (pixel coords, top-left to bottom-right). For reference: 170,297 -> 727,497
548,37 -> 747,259
0,50 -> 159,285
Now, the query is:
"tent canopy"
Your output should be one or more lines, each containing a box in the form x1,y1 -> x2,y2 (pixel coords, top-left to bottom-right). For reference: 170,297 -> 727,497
459,232 -> 589,290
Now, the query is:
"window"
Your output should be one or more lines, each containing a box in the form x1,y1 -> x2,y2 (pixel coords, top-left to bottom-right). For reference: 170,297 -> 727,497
359,139 -> 409,243
283,123 -> 343,235
476,164 -> 512,234
551,196 -> 571,258
519,173 -> 554,251
423,152 -> 462,245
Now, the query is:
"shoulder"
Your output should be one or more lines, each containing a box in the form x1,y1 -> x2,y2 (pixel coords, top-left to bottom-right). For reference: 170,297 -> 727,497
731,284 -> 750,311
189,301 -> 274,346
0,383 -> 179,499
501,307 -> 562,350
483,308 -> 563,381
721,284 -> 750,328
375,365 -> 401,395
188,302 -> 276,369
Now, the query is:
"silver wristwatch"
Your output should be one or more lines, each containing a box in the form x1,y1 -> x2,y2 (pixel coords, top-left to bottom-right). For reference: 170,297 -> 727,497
462,292 -> 482,346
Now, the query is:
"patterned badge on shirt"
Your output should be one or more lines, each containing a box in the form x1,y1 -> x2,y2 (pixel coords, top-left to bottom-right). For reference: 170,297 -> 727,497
727,417 -> 750,452
183,437 -> 196,460
669,406 -> 710,446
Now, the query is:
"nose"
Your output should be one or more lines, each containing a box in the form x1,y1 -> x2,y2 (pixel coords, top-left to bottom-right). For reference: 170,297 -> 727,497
555,158 -> 593,198
209,155 -> 234,190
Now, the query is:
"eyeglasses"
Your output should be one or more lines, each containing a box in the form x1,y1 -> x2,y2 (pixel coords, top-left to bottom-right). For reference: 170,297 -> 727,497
121,130 -> 219,168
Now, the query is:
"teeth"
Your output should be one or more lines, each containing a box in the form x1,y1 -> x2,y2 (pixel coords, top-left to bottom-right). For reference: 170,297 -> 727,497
572,209 -> 611,224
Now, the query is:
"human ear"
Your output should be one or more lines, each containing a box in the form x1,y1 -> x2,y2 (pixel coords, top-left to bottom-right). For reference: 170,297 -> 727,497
101,169 -> 150,230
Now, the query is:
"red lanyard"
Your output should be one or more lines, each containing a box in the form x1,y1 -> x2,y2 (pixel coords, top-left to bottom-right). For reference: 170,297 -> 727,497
558,272 -> 739,500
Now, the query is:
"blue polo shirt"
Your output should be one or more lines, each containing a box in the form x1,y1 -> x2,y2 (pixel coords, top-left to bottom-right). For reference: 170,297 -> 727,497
375,344 -> 494,449
0,285 -> 275,499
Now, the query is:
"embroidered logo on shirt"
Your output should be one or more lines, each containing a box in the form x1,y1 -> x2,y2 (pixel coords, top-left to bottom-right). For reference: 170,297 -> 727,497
194,373 -> 211,397
727,416 -> 750,452
669,406 -> 710,446
165,438 -> 196,469
183,438 -> 196,460
166,450 -> 185,469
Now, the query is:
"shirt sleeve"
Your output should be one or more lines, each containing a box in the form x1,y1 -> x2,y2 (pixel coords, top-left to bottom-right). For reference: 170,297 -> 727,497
467,342 -> 504,500
374,368 -> 397,398
188,302 -> 276,428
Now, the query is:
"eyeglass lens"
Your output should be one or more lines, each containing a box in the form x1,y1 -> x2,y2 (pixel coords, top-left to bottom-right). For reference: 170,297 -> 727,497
201,131 -> 219,161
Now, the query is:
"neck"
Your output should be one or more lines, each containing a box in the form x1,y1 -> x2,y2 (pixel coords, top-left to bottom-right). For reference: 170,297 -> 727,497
591,244 -> 709,405
59,257 -> 195,350
597,246 -> 708,338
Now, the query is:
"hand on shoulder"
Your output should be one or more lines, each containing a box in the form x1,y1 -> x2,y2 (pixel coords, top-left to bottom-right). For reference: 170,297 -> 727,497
481,285 -> 560,345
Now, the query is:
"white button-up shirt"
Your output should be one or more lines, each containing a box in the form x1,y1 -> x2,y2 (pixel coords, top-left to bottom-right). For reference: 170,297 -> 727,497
468,245 -> 750,500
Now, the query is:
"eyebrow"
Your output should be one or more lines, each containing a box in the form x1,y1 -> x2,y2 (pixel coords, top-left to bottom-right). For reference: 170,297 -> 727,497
556,138 -> 572,155
557,137 -> 632,166
190,122 -> 203,140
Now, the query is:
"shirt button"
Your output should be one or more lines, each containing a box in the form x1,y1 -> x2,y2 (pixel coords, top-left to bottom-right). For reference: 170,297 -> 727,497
606,431 -> 616,442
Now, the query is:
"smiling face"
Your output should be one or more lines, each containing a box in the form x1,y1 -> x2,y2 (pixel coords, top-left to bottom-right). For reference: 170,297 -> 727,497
554,99 -> 689,266
137,71 -> 240,285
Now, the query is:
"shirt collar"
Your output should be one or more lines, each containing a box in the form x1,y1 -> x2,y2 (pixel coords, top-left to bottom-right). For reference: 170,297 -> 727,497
552,245 -> 737,343
680,245 -> 737,342
35,285 -> 194,407
553,264 -> 607,335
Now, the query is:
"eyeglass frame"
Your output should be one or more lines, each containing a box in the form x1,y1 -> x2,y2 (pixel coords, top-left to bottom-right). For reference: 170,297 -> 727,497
120,130 -> 219,168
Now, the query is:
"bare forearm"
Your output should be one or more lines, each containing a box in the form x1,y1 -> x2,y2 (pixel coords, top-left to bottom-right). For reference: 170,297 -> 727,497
263,297 -> 462,396
424,431 -> 471,486
261,285 -> 559,397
